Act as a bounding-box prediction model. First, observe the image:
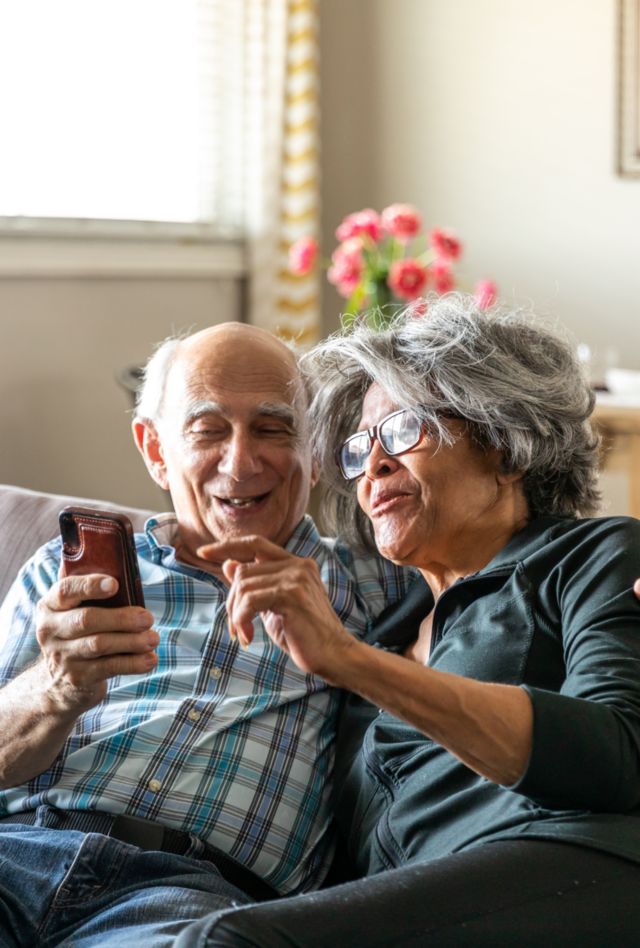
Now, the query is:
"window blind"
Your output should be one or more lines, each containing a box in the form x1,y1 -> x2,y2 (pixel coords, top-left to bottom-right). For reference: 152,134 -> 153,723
0,0 -> 245,236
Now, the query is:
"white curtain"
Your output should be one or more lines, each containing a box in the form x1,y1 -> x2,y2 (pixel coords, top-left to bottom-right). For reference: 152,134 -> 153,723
244,0 -> 321,346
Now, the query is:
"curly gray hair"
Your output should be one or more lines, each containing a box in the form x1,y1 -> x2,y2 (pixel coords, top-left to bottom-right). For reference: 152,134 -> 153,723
301,293 -> 601,550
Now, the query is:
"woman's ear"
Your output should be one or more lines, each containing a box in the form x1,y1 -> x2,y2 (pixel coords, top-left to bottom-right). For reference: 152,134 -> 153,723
496,464 -> 524,487
132,418 -> 169,491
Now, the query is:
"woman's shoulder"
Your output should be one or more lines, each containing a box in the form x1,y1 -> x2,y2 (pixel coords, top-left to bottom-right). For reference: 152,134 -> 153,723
526,515 -> 640,606
545,514 -> 640,548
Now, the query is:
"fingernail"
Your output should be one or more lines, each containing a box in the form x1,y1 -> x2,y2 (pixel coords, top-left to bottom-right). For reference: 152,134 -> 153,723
100,577 -> 116,593
136,611 -> 152,628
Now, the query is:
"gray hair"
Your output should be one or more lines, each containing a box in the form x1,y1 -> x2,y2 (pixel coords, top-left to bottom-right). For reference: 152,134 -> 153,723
134,336 -> 183,425
301,293 -> 600,550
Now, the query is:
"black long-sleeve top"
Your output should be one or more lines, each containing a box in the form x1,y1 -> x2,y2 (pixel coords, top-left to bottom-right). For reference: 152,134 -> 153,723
334,516 -> 640,875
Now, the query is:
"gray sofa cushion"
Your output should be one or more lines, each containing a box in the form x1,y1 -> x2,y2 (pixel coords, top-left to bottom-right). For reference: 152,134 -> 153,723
0,484 -> 153,605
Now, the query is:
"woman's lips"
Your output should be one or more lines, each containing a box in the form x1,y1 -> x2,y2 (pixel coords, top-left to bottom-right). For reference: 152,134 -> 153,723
370,490 -> 412,515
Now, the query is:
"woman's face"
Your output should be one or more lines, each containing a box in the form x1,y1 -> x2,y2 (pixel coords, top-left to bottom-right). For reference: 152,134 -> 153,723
355,383 -> 517,571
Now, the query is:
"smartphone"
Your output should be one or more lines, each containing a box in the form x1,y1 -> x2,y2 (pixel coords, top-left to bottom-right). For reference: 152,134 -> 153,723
59,506 -> 145,608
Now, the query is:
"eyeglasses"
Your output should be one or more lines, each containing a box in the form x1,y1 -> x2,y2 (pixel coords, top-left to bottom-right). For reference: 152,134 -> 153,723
337,407 -> 427,481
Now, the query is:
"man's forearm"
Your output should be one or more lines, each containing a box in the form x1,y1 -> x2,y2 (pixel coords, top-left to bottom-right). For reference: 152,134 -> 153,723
0,661 -> 79,789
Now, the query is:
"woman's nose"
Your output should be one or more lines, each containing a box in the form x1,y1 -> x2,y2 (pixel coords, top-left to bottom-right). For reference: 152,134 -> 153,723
363,438 -> 400,480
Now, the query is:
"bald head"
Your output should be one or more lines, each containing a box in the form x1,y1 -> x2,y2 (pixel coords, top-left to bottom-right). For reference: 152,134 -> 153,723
136,323 -> 305,428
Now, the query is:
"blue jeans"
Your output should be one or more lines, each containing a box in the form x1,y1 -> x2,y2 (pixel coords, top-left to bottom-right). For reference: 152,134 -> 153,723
0,823 -> 253,947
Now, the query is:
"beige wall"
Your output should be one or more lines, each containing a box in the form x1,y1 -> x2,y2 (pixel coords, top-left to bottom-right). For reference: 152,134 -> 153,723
0,277 -> 241,509
320,0 -> 640,367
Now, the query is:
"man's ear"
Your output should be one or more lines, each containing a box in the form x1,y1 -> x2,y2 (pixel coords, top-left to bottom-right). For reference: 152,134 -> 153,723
132,418 -> 169,491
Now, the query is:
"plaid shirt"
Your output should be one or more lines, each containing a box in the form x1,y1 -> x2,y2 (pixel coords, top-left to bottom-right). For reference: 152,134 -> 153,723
0,514 -> 413,894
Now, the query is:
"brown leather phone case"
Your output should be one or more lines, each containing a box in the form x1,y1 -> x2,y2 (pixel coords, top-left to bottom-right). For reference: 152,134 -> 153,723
59,506 -> 145,608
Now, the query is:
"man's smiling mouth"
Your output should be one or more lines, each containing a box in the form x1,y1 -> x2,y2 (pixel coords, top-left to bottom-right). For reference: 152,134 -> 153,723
216,492 -> 270,508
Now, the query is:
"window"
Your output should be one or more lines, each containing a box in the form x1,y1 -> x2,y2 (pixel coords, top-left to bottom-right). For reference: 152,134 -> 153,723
0,0 -> 245,240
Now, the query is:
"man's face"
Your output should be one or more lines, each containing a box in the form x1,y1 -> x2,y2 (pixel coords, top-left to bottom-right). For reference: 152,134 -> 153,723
141,327 -> 315,568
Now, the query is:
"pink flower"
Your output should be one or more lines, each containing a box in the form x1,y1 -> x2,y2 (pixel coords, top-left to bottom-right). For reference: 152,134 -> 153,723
429,228 -> 462,261
335,208 -> 382,243
288,236 -> 319,275
388,259 -> 429,301
381,203 -> 422,242
334,237 -> 363,265
474,279 -> 498,310
327,240 -> 364,297
430,260 -> 455,294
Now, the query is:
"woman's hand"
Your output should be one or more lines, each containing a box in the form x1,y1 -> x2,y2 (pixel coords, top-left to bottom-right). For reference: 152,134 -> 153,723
198,536 -> 355,680
200,535 -> 534,785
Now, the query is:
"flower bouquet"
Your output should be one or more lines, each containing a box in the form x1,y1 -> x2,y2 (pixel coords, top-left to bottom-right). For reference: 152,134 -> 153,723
289,203 -> 497,330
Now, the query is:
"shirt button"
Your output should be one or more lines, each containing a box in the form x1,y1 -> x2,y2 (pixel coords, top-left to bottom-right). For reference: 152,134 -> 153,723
148,779 -> 162,792
210,666 -> 222,679
188,709 -> 201,722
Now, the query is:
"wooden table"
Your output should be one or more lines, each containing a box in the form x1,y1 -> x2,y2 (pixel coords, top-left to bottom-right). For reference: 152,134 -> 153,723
592,396 -> 640,517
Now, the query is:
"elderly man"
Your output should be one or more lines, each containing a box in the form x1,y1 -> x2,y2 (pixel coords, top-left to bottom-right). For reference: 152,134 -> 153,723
0,324 -> 410,946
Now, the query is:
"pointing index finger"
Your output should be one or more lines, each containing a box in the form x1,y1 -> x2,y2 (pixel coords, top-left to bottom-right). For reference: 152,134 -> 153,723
198,535 -> 290,564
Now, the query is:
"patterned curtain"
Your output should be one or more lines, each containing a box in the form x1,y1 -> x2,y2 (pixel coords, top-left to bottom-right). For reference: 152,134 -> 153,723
244,0 -> 320,347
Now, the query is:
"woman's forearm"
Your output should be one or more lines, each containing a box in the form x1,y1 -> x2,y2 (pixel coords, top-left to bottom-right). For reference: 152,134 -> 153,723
327,637 -> 533,786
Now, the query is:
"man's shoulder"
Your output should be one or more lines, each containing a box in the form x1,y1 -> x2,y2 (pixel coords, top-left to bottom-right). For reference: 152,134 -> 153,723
324,536 -> 419,601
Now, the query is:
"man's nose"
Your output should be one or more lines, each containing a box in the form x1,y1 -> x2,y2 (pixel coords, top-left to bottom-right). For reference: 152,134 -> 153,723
363,438 -> 400,480
217,432 -> 263,480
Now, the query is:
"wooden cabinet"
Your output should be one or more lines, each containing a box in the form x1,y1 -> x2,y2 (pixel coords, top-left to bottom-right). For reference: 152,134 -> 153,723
593,397 -> 640,517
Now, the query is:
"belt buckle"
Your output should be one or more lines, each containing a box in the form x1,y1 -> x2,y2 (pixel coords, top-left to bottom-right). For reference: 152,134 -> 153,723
110,814 -> 165,851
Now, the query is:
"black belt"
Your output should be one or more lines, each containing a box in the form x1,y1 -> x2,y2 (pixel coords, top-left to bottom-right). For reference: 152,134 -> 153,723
0,807 -> 278,902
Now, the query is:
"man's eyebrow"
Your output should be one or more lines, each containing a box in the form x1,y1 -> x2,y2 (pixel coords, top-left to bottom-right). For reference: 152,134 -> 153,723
184,401 -> 225,425
182,400 -> 297,427
253,402 -> 297,425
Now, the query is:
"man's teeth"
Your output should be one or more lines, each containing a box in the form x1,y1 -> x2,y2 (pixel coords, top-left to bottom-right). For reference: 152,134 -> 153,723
223,496 -> 262,507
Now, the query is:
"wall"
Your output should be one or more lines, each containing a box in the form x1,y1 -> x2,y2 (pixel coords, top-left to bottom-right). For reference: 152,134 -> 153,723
0,276 -> 241,509
320,0 -> 640,369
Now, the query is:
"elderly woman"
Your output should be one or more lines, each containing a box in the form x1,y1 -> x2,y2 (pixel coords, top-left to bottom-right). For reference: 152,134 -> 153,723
189,295 -> 640,945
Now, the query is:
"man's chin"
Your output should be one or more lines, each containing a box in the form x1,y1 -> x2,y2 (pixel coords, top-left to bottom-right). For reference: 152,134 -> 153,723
209,503 -> 279,544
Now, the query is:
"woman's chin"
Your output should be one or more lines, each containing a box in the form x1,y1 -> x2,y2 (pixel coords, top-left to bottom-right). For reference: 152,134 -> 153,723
374,534 -> 412,566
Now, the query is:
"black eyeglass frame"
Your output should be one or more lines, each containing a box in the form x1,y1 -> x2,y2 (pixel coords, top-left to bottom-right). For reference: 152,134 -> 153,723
336,407 -> 429,481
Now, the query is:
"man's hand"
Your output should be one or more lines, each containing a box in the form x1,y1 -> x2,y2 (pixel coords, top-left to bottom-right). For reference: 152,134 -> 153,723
198,536 -> 354,681
36,574 -> 157,714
